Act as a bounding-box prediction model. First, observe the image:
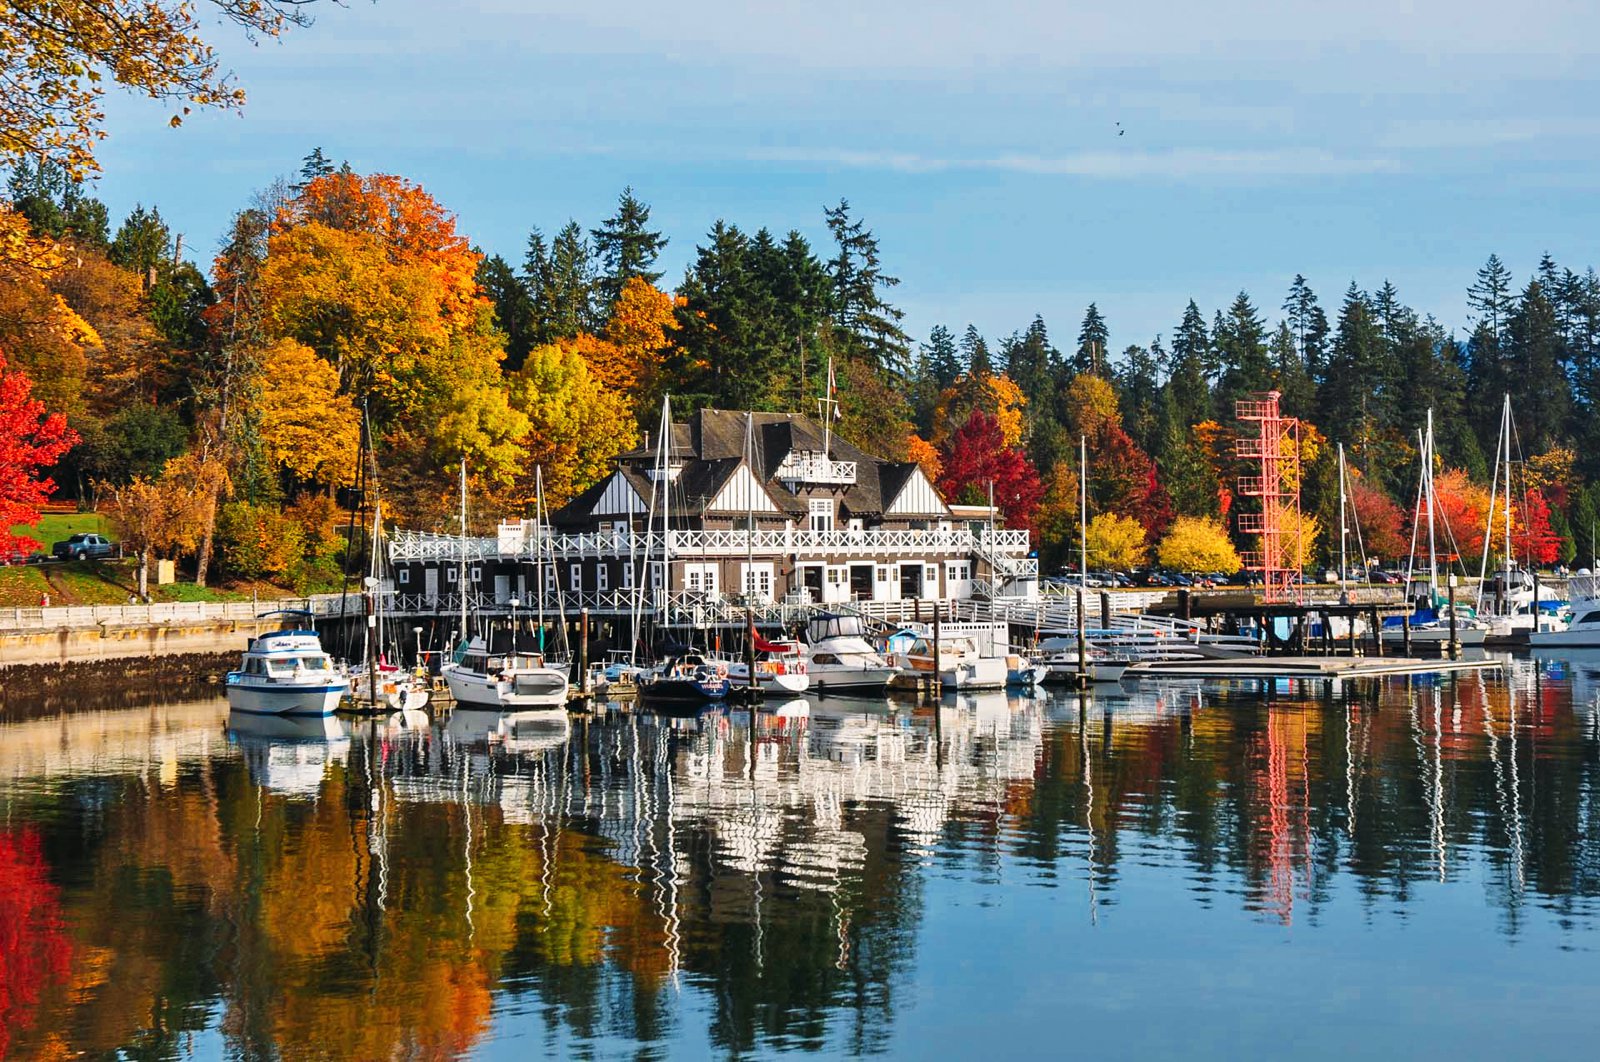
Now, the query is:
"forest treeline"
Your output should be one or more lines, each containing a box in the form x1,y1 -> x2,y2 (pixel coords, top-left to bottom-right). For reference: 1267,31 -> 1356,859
1,149 -> 1595,592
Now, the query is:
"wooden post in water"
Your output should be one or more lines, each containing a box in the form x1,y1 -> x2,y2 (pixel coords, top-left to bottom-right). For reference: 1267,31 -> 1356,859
1370,605 -> 1382,657
580,607 -> 591,694
1100,592 -> 1111,633
1447,576 -> 1460,660
931,601 -> 943,699
1402,611 -> 1412,656
1075,589 -> 1087,682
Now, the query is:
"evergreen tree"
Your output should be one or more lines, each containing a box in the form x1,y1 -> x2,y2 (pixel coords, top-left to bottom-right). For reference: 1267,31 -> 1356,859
1320,284 -> 1386,473
1468,254 -> 1515,342
477,253 -> 535,371
1269,321 -> 1314,417
6,157 -> 108,245
294,147 -> 336,191
1166,301 -> 1212,426
1006,316 -> 1057,395
1116,343 -> 1163,454
1076,304 -> 1109,376
923,325 -> 962,389
1283,275 -> 1329,385
960,325 -> 992,376
591,186 -> 666,312
1505,279 -> 1569,453
108,204 -> 171,286
1213,291 -> 1270,410
543,221 -> 599,339
823,199 -> 911,375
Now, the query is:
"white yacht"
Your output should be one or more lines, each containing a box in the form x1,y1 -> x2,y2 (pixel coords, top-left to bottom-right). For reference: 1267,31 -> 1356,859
226,627 -> 350,717
1531,573 -> 1600,648
441,636 -> 570,710
727,637 -> 811,695
347,659 -> 431,712
804,613 -> 900,696
898,634 -> 1008,690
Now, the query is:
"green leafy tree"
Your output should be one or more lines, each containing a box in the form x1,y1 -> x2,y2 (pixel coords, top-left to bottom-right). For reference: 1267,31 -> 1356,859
824,199 -> 910,375
591,187 -> 666,311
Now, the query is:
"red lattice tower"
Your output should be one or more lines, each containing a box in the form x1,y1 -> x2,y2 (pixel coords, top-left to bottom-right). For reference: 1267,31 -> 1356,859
1235,391 -> 1302,604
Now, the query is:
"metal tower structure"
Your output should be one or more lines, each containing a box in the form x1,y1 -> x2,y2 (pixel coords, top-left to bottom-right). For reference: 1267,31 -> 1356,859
1235,391 -> 1303,604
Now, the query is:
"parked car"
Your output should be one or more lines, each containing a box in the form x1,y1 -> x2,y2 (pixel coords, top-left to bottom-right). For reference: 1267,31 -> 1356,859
51,533 -> 114,561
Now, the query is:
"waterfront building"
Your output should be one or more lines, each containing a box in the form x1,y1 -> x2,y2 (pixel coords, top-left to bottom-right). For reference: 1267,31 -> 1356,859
387,408 -> 1036,630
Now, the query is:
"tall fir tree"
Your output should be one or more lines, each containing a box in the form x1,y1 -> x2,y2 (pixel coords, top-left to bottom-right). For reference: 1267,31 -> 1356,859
1505,279 -> 1569,454
1076,304 -> 1109,376
960,325 -> 992,376
823,199 -> 911,376
1166,301 -> 1212,427
590,186 -> 666,313
1212,291 -> 1270,410
924,325 -> 962,389
477,253 -> 535,371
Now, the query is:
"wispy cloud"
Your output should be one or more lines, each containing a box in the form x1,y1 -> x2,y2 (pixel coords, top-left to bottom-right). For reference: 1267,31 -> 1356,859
743,146 -> 1400,179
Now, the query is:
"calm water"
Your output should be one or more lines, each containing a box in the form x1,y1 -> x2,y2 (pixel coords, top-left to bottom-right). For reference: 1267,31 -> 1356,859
3,658 -> 1600,1060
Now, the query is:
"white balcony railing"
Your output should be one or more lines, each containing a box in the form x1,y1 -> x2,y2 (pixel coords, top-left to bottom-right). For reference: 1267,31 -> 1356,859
390,526 -> 1032,564
775,454 -> 856,485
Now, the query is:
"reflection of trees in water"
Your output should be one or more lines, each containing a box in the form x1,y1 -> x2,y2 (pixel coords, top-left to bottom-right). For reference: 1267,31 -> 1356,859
3,665 -> 1600,1057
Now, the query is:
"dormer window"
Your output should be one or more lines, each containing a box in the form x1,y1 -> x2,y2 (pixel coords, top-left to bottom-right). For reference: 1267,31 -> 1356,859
809,498 -> 835,532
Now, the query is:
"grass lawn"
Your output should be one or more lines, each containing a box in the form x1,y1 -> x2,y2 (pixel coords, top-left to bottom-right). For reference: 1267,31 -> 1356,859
0,558 -> 258,608
8,512 -> 113,549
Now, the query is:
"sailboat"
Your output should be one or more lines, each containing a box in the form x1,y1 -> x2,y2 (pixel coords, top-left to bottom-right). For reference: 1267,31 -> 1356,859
1476,395 -> 1565,644
347,500 -> 431,712
441,460 -> 571,710
1380,411 -> 1488,649
637,396 -> 731,707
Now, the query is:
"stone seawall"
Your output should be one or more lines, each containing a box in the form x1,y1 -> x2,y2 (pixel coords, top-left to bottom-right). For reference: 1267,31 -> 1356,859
0,618 -> 272,670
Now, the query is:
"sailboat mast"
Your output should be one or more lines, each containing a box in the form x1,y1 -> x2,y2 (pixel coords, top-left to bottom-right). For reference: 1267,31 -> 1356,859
1338,444 -> 1348,582
458,458 -> 468,644
535,465 -> 547,643
1503,394 -> 1514,575
1079,434 -> 1088,594
1425,410 -> 1438,595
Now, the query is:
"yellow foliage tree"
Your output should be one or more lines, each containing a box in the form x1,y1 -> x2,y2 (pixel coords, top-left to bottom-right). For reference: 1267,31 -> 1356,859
510,341 -> 638,508
1157,516 -> 1241,573
593,277 -> 678,395
1086,512 -> 1148,569
101,466 -> 209,597
431,381 -> 531,488
253,338 -> 359,487
0,205 -> 100,417
1062,374 -> 1121,438
1266,508 -> 1322,572
0,1 -> 329,177
930,371 -> 1026,448
906,433 -> 942,483
1032,462 -> 1080,564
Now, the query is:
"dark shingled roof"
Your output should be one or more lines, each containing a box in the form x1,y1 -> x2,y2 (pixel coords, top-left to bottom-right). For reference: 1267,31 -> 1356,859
554,406 -> 949,526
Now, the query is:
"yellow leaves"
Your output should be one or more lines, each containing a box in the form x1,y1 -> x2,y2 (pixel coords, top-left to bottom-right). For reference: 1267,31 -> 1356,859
1157,516 -> 1241,573
509,340 -> 638,508
906,433 -> 942,483
1086,512 -> 1149,569
931,371 -> 1027,448
592,277 -> 677,395
1525,446 -> 1576,495
431,382 -> 531,488
1062,373 -> 1120,438
252,337 -> 359,486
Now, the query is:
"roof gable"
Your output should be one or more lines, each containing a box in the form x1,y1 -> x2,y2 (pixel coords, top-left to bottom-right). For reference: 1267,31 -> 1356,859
883,464 -> 949,517
707,461 -> 783,514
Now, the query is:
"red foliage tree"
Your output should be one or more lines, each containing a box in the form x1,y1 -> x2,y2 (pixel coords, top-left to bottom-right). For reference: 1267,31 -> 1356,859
937,409 -> 1044,531
0,828 -> 72,1058
1513,488 -> 1561,565
1087,421 -> 1173,539
0,352 -> 78,557
1348,478 -> 1407,563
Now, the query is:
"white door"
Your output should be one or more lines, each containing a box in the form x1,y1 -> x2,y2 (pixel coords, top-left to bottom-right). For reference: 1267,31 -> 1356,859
424,568 -> 439,602
494,574 -> 511,604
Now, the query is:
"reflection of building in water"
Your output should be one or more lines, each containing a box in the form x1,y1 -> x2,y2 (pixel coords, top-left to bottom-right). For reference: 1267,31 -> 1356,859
0,698 -> 229,787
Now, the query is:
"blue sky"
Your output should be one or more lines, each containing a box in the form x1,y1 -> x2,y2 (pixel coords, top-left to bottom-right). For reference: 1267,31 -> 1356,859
91,0 -> 1600,358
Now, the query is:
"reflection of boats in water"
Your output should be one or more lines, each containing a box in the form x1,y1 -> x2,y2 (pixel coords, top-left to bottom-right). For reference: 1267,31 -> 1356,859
226,710 -> 351,796
445,707 -> 572,753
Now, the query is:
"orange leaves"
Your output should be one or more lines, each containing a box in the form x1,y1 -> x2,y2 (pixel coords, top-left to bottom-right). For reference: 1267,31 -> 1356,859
930,371 -> 1026,448
906,433 -> 942,483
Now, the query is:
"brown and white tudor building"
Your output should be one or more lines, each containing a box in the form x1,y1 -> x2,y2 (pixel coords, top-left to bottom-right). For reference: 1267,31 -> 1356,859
386,408 -> 1036,615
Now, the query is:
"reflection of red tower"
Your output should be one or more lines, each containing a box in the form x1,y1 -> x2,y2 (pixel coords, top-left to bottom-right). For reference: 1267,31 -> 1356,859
1258,707 -> 1313,925
1236,392 -> 1302,604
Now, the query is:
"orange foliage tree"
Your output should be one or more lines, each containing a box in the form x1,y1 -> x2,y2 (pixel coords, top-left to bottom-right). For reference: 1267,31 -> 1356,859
930,371 -> 1026,448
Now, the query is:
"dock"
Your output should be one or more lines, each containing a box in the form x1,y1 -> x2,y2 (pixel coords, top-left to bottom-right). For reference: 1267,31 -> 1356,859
1127,655 -> 1501,680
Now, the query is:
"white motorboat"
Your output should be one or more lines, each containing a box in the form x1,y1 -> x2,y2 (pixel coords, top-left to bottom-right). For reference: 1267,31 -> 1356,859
441,636 -> 570,710
1040,651 -> 1131,684
1006,653 -> 1048,688
805,613 -> 900,695
898,634 -> 1007,690
226,626 -> 350,717
1531,573 -> 1600,648
727,636 -> 811,694
347,659 -> 431,712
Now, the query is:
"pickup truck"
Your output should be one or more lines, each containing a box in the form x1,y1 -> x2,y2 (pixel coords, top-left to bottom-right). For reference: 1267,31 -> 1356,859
51,533 -> 115,561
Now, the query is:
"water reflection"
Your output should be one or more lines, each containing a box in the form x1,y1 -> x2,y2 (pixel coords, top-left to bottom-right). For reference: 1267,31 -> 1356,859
1,659 -> 1599,1058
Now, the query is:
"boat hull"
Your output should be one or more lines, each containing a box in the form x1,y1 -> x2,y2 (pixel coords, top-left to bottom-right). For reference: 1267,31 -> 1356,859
810,666 -> 899,696
225,677 -> 348,717
443,665 -> 569,709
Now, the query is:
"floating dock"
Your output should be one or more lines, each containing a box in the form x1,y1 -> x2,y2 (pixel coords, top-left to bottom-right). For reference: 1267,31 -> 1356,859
1127,655 -> 1501,681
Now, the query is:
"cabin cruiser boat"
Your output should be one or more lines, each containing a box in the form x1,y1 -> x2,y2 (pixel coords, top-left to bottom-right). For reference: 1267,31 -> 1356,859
727,635 -> 811,694
226,626 -> 350,716
346,658 -> 431,712
804,613 -> 900,695
441,635 -> 570,710
1036,635 -> 1132,683
1530,573 -> 1600,648
898,634 -> 1007,690
637,650 -> 731,705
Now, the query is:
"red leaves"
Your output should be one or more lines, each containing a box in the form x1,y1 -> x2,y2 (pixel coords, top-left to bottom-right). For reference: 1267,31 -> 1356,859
0,352 -> 79,557
936,409 -> 1044,531
0,828 -> 72,1058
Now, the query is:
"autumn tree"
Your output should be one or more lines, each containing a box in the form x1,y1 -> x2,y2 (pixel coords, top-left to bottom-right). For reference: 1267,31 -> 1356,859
930,372 -> 1026,448
0,352 -> 79,557
508,341 -> 637,508
101,467 -> 208,597
936,409 -> 1044,531
0,1 -> 335,177
1157,516 -> 1241,573
1348,478 -> 1407,563
1086,512 -> 1148,569
253,338 -> 359,488
589,278 -> 678,398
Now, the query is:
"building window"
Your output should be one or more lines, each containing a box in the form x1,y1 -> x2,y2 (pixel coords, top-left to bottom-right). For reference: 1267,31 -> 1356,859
596,563 -> 609,591
446,567 -> 458,584
650,562 -> 664,589
743,564 -> 773,600
621,563 -> 634,590
809,498 -> 835,532
397,569 -> 410,586
685,563 -> 719,594
568,563 -> 582,592
469,566 -> 481,583
925,565 -> 939,595
544,565 -> 557,592
947,561 -> 971,582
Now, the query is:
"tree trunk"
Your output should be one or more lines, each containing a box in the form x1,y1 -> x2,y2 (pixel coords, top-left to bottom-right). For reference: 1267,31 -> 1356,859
195,487 -> 220,588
